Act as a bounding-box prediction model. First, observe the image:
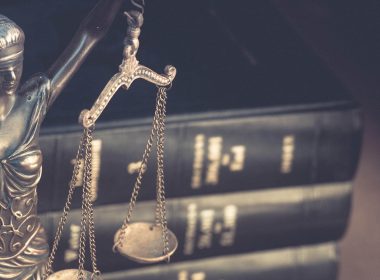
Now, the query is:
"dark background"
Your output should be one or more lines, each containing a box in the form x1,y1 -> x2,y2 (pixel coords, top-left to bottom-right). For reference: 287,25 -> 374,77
1,0 -> 353,127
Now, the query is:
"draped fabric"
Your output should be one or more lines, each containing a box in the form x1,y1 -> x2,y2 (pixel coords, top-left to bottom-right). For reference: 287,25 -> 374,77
0,75 -> 51,280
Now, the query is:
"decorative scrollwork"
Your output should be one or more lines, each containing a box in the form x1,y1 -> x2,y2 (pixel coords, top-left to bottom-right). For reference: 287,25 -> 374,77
79,56 -> 176,128
0,191 -> 40,260
79,9 -> 176,128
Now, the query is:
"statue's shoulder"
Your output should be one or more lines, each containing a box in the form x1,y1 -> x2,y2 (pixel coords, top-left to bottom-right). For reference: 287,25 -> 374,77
19,73 -> 51,100
0,74 -> 53,159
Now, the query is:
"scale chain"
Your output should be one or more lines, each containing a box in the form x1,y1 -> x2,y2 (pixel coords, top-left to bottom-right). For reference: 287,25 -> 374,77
113,86 -> 170,256
82,126 -> 101,277
43,90 -> 173,277
77,125 -> 100,280
43,133 -> 85,278
41,0 -> 176,275
155,87 -> 170,259
43,126 -> 100,280
113,88 -> 162,247
154,89 -> 166,226
78,127 -> 91,280
43,130 -> 87,279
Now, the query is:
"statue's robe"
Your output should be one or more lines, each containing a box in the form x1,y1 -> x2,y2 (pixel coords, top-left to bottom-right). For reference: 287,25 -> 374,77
0,75 -> 51,280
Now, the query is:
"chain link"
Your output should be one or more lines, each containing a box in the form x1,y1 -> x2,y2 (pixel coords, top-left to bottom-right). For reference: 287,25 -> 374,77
77,126 -> 101,280
113,89 -> 161,250
155,88 -> 170,259
82,126 -> 101,277
155,88 -> 165,226
44,87 -> 171,279
43,125 -> 100,280
114,86 -> 170,257
43,130 -> 87,279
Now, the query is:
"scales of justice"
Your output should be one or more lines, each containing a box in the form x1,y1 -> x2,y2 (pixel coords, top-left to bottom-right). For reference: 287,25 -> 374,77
0,0 -> 178,279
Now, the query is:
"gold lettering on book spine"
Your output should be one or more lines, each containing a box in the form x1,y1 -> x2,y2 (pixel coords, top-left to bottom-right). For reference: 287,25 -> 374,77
281,135 -> 295,174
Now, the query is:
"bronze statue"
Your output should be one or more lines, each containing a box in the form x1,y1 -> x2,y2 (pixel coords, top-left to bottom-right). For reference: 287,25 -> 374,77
0,1 -> 124,279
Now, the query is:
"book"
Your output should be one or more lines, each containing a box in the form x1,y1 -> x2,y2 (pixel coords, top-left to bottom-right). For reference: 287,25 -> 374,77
102,242 -> 338,280
39,182 -> 351,272
37,105 -> 361,213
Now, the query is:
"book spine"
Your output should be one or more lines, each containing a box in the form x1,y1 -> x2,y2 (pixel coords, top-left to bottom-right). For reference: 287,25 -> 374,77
39,182 -> 352,272
38,107 -> 361,212
102,242 -> 338,280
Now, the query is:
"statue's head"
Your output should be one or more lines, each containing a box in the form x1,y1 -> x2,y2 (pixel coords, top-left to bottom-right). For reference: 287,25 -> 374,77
0,15 -> 24,97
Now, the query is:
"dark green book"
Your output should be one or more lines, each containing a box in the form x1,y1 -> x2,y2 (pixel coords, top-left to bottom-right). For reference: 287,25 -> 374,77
37,103 -> 361,212
102,242 -> 338,280
40,182 -> 351,273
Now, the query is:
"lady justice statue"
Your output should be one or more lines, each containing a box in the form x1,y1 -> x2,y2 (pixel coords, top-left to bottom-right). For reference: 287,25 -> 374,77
0,1 -> 124,279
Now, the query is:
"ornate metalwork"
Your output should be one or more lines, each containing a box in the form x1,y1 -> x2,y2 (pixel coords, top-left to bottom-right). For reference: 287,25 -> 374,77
0,1 -> 124,279
79,10 -> 176,128
101,9 -> 178,264
43,6 -> 177,278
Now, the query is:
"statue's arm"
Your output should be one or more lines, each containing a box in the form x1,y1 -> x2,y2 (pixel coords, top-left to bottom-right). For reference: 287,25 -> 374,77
46,0 -> 124,108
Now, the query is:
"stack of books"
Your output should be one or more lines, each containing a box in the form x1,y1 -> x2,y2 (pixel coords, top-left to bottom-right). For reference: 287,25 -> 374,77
4,0 -> 361,279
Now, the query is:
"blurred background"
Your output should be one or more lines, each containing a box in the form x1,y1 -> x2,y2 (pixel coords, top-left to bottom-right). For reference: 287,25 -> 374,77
1,0 -> 379,279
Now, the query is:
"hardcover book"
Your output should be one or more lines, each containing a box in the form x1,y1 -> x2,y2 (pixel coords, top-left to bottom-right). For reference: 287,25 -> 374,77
40,182 -> 351,272
38,107 -> 361,212
102,242 -> 338,280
